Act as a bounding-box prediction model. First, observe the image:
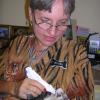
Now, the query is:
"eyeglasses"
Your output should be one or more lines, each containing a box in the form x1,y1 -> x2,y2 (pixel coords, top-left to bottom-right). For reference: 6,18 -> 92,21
34,16 -> 69,31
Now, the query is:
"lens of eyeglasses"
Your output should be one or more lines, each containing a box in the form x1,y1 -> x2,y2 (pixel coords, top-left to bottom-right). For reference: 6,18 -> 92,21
56,25 -> 68,31
38,23 -> 67,31
38,23 -> 51,30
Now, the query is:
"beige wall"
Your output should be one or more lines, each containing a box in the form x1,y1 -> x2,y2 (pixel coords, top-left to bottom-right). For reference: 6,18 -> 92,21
72,0 -> 100,33
0,0 -> 26,26
0,0 -> 100,32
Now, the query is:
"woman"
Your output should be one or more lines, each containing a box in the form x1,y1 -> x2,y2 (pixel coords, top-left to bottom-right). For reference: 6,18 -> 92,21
0,0 -> 94,99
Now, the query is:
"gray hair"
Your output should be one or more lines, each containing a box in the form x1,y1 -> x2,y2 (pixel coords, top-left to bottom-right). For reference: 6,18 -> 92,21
29,0 -> 75,15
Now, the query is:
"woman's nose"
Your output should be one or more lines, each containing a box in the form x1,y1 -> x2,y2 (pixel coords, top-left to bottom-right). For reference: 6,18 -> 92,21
49,26 -> 56,36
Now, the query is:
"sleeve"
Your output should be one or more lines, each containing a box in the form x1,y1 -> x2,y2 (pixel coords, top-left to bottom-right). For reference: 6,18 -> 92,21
66,43 -> 94,100
0,35 -> 28,99
0,81 -> 22,99
0,49 -> 7,78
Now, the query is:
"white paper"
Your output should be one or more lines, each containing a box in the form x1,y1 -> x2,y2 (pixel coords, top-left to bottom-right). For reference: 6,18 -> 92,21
25,66 -> 56,94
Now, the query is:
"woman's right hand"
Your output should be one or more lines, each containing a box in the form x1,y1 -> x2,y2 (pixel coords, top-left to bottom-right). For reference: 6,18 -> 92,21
18,78 -> 45,99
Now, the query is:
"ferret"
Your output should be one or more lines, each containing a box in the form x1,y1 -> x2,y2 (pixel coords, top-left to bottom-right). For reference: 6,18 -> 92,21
27,88 -> 69,100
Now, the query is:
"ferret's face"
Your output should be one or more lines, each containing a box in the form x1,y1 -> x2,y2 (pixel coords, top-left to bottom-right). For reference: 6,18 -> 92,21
34,88 -> 68,100
44,93 -> 68,100
44,95 -> 60,100
44,94 -> 65,100
27,88 -> 68,100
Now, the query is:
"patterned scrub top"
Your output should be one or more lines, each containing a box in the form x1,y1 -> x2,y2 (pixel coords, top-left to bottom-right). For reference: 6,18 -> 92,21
0,35 -> 94,100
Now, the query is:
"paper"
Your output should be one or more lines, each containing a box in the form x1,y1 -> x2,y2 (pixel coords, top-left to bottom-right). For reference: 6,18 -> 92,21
25,67 -> 56,94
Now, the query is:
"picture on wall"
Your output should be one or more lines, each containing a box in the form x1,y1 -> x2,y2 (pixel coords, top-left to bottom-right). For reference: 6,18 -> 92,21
11,26 -> 29,38
65,25 -> 73,39
64,19 -> 77,40
0,25 -> 10,39
0,24 -> 29,49
0,25 -> 11,49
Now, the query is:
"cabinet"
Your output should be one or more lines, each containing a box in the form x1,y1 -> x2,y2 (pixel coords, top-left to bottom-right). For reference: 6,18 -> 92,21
93,64 -> 100,85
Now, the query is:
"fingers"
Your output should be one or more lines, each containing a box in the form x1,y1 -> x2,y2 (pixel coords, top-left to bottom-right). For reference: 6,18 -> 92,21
29,79 -> 45,92
26,84 -> 42,96
18,78 -> 45,99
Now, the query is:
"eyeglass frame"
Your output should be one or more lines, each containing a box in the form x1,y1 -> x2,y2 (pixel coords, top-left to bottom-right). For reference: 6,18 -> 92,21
33,14 -> 70,32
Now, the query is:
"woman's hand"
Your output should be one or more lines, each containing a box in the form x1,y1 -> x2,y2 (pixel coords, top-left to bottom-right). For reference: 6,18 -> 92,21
18,78 -> 45,99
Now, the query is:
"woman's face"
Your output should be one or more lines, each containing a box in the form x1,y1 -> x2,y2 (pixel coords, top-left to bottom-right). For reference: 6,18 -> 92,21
29,0 -> 69,49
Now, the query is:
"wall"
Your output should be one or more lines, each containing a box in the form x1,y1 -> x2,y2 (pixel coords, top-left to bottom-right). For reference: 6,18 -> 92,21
0,0 -> 100,32
0,0 -> 26,26
72,0 -> 100,33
